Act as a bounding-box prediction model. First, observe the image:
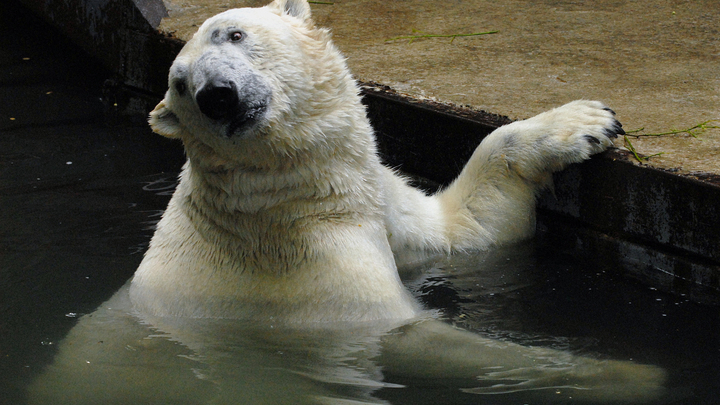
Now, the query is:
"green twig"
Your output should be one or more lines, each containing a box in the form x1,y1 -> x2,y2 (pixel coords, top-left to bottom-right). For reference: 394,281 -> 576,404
308,1 -> 334,4
623,135 -> 644,162
626,119 -> 720,138
623,135 -> 664,162
623,119 -> 719,163
386,30 -> 499,44
625,127 -> 644,134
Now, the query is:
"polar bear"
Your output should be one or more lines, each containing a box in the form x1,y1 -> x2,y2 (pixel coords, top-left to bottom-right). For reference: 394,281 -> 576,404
29,0 -> 668,403
132,0 -> 624,322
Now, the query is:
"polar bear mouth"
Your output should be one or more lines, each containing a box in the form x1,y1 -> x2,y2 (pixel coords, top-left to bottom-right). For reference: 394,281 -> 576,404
225,103 -> 267,138
194,78 -> 271,138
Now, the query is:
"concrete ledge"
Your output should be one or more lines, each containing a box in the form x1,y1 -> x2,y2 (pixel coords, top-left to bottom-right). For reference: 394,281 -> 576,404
16,0 -> 719,303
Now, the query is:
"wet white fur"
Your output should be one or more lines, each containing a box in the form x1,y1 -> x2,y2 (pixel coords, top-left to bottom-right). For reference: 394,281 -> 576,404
133,0 -> 617,322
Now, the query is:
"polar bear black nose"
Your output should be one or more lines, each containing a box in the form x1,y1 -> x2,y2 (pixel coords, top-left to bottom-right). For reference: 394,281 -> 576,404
196,82 -> 239,120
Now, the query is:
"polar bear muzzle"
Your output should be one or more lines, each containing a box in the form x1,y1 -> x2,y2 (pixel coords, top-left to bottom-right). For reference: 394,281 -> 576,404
188,49 -> 273,138
194,76 -> 271,138
196,81 -> 240,120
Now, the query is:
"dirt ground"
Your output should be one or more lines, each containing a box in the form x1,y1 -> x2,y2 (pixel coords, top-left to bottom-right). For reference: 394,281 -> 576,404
159,0 -> 720,175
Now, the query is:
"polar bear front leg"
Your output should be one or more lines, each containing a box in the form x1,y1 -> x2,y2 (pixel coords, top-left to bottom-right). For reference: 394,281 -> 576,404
437,100 -> 623,250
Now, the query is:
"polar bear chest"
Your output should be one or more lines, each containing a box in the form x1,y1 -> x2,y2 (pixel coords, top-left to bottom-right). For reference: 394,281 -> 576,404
129,187 -> 420,321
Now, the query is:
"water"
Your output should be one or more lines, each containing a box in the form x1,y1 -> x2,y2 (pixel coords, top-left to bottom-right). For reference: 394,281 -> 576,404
5,220 -> 720,404
1,2 -> 719,404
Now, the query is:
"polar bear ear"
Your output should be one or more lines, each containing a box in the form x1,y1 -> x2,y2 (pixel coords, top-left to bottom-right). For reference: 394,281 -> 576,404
268,0 -> 312,23
148,99 -> 183,139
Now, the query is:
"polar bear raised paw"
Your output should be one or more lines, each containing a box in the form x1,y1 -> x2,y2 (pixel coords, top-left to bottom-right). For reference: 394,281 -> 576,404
480,100 -> 623,184
425,100 -> 622,251
524,99 -> 622,160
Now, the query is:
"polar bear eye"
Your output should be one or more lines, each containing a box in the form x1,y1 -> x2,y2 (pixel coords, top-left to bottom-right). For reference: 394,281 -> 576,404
174,79 -> 187,96
229,31 -> 244,42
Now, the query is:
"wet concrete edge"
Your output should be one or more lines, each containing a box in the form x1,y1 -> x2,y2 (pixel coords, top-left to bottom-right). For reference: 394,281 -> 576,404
15,0 -> 719,304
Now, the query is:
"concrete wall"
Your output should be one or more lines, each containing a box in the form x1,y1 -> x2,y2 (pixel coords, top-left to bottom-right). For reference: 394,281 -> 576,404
17,0 -> 181,96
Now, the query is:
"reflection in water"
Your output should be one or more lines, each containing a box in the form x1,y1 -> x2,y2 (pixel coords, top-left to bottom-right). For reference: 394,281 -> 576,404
30,283 -> 396,405
29,246 -> 668,405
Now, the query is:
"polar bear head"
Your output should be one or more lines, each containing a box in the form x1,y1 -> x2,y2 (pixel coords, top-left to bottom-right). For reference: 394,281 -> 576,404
149,0 -> 364,168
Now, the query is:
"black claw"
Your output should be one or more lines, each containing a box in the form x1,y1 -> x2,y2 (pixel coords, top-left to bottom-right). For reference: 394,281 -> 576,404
600,119 -> 625,138
603,128 -> 619,139
613,119 -> 625,136
584,134 -> 601,145
603,107 -> 617,116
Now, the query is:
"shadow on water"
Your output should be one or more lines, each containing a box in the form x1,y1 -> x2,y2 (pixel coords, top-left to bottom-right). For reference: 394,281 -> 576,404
1,2 -> 719,404
0,2 -> 184,402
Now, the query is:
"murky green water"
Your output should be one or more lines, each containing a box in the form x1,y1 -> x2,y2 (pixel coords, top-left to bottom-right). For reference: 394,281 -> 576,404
2,164 -> 718,404
5,157 -> 716,403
